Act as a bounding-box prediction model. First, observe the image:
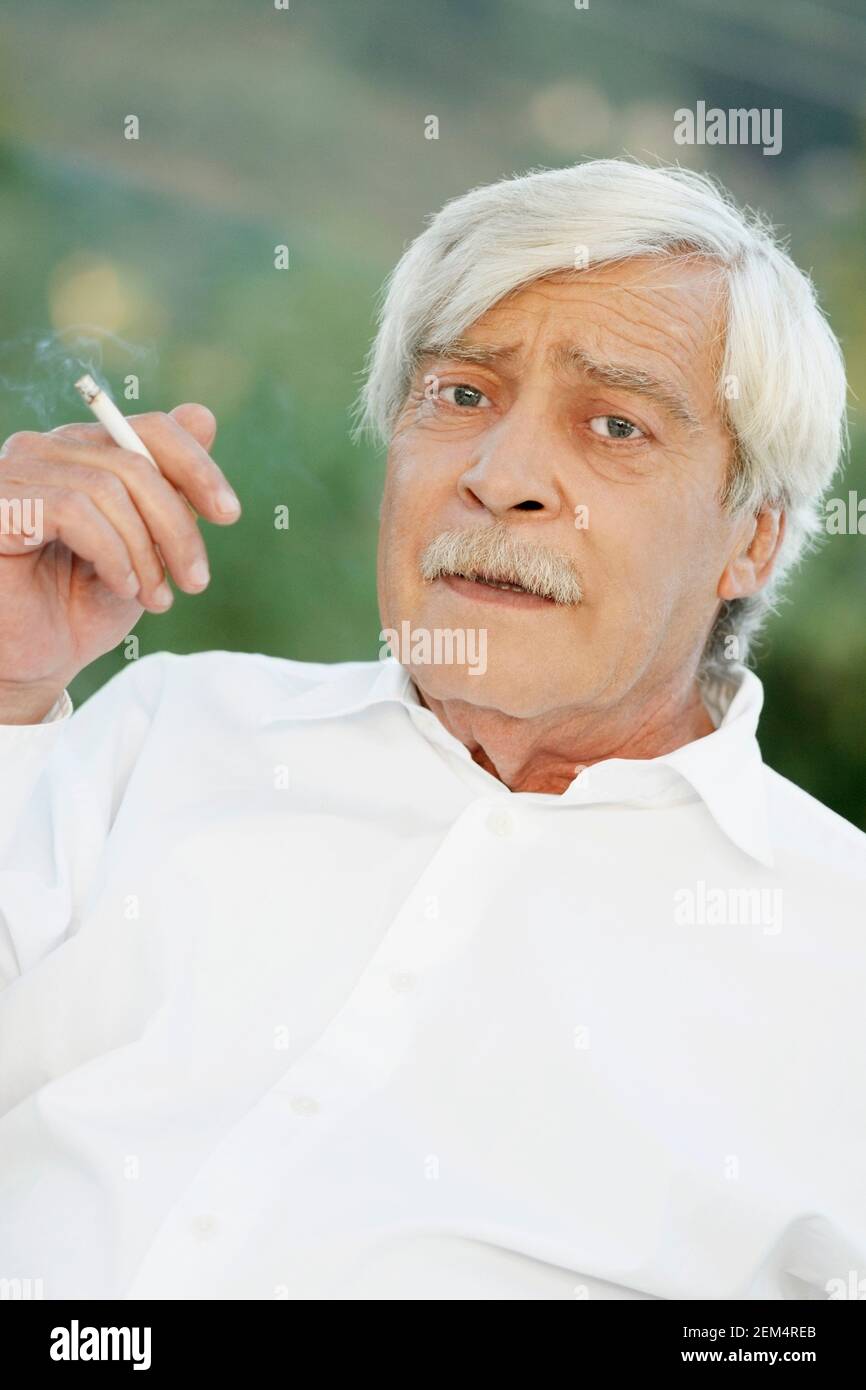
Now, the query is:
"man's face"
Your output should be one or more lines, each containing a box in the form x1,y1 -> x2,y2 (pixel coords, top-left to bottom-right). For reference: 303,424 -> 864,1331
377,257 -> 749,718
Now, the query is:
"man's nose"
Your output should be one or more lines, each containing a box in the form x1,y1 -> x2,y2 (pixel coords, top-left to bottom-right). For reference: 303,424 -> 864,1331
456,404 -> 563,519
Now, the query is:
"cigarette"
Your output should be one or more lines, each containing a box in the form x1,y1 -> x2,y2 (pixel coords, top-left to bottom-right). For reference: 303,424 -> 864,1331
74,374 -> 158,469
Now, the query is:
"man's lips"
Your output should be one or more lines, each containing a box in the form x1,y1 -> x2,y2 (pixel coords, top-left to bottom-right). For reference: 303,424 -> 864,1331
439,573 -> 557,609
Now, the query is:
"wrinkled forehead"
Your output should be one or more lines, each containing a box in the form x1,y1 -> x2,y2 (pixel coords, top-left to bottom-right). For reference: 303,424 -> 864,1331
468,255 -> 727,340
421,255 -> 729,415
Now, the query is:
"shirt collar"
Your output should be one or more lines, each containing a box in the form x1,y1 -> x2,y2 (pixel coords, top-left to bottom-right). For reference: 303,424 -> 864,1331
590,667 -> 774,869
662,666 -> 773,867
262,658 -> 774,869
261,657 -> 414,725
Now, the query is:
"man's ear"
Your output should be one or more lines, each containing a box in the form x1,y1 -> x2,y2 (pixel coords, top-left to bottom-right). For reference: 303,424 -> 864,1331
718,506 -> 786,602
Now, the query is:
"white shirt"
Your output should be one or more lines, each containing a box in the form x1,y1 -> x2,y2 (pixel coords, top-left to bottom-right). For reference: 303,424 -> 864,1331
1,650 -> 864,1301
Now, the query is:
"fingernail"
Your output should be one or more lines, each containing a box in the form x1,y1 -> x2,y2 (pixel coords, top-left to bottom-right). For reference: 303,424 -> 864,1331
123,571 -> 140,596
215,486 -> 240,516
188,559 -> 210,589
152,582 -> 173,610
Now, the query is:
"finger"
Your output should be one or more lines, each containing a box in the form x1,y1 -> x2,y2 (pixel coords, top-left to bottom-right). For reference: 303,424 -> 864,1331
41,486 -> 142,603
46,421 -> 117,446
7,459 -> 173,611
6,444 -> 211,599
169,402 -> 217,451
129,411 -> 239,522
49,402 -> 214,450
47,407 -> 239,525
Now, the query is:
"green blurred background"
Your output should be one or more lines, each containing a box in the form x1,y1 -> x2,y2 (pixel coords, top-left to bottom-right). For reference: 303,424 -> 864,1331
0,0 -> 864,824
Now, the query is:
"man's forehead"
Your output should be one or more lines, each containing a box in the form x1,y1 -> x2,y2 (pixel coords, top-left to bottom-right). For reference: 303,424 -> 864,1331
472,256 -> 725,333
424,258 -> 724,387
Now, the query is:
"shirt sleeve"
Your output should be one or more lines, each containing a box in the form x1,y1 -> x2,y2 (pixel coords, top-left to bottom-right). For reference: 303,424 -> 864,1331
0,654 -> 167,988
0,703 -> 73,856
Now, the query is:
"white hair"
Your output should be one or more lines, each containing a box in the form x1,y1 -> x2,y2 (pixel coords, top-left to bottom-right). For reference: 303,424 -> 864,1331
355,159 -> 848,675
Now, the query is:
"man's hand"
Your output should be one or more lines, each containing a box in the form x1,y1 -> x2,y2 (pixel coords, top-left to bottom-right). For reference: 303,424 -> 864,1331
0,403 -> 240,723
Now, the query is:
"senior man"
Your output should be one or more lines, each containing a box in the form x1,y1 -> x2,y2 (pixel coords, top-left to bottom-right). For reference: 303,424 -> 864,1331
0,160 -> 863,1302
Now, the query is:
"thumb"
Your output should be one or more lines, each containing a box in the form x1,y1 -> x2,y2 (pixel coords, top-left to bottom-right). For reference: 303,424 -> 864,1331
170,402 -> 217,451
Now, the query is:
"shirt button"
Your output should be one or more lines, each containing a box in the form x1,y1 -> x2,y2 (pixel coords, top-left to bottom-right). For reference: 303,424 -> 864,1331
289,1095 -> 320,1117
191,1213 -> 218,1240
485,808 -> 514,838
389,971 -> 416,993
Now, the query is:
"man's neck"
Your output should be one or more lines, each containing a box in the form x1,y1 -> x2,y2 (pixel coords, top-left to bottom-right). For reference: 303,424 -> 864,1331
415,673 -> 716,794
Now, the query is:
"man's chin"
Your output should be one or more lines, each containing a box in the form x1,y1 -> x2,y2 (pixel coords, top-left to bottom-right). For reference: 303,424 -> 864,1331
382,594 -> 588,716
406,659 -> 567,721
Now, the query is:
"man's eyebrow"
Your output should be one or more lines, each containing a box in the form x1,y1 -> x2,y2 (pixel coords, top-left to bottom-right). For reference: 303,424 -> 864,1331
416,339 -> 702,431
554,345 -> 702,431
416,339 -> 520,367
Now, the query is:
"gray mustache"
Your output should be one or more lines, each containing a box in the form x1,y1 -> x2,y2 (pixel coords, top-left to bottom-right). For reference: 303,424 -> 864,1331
419,523 -> 583,606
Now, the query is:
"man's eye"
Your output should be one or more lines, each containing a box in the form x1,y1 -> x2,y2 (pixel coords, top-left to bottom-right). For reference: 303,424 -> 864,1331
439,384 -> 491,409
588,415 -> 645,440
